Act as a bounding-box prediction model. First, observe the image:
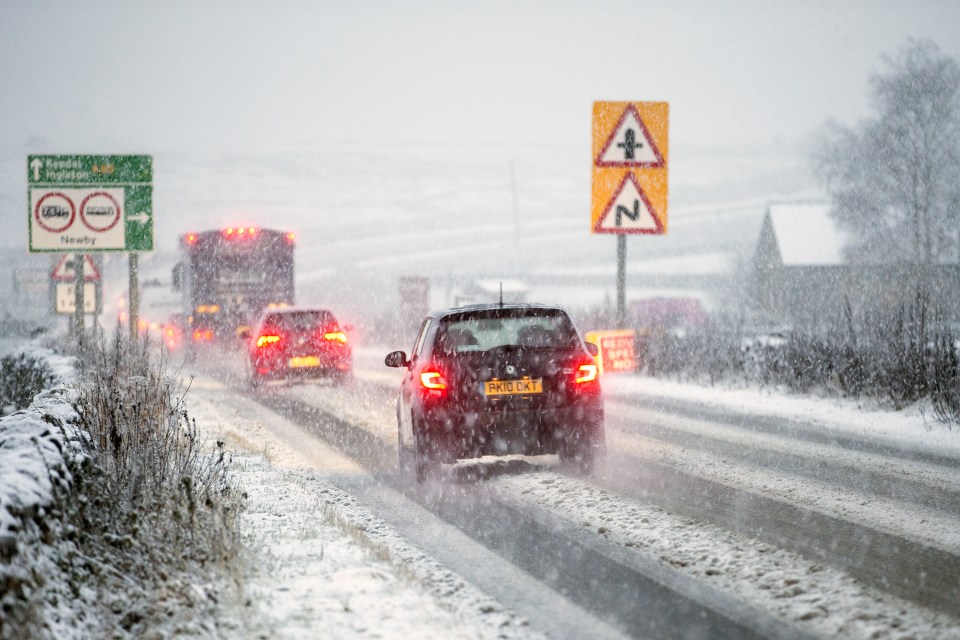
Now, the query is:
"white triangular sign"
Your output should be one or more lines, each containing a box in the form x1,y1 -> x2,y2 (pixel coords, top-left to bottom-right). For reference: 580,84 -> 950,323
51,254 -> 101,282
595,174 -> 664,233
596,104 -> 664,167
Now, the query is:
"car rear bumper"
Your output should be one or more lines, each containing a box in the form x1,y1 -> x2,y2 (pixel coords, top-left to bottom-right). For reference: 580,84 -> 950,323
252,352 -> 352,377
418,398 -> 603,460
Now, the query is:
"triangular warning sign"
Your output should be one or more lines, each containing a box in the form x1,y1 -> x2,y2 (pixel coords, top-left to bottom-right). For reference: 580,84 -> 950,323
595,104 -> 665,168
51,254 -> 101,282
595,173 -> 664,234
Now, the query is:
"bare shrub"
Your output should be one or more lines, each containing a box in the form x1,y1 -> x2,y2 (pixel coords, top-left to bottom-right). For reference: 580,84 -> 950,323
75,331 -> 241,567
62,332 -> 244,635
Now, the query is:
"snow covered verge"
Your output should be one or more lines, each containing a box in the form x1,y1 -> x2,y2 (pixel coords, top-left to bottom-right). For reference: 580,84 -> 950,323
0,338 -> 244,639
229,457 -> 543,640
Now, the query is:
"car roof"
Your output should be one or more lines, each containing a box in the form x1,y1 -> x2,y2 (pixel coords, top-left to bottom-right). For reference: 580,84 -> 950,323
261,306 -> 333,315
257,306 -> 336,322
427,302 -> 569,320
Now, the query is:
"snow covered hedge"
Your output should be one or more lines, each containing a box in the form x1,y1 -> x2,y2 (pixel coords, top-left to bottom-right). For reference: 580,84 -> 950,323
0,348 -> 87,637
0,337 -> 242,639
0,345 -> 76,415
643,300 -> 960,425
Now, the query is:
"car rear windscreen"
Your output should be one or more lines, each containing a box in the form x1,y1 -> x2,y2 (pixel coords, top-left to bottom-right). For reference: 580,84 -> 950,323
265,310 -> 336,333
438,310 -> 579,354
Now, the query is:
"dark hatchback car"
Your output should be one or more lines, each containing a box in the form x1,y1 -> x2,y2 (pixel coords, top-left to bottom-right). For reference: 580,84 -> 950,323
245,307 -> 352,386
385,303 -> 604,480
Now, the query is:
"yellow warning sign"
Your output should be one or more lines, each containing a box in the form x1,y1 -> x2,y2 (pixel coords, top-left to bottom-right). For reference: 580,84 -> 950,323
591,101 -> 669,234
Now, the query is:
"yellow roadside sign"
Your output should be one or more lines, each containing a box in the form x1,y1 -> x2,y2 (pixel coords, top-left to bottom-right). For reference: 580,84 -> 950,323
591,101 -> 669,234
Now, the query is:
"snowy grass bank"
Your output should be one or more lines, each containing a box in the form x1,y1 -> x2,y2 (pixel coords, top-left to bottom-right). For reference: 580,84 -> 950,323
0,336 -> 243,639
642,299 -> 960,426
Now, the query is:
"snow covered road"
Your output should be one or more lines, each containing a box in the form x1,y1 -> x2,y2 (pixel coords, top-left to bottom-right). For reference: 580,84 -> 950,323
179,346 -> 960,639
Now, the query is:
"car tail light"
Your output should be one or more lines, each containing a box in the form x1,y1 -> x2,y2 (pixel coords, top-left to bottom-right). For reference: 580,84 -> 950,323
574,358 -> 599,384
256,334 -> 282,348
324,331 -> 348,343
192,329 -> 214,342
420,369 -> 447,391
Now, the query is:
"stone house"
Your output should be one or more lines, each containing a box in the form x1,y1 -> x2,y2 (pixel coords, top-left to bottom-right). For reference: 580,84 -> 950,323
752,202 -> 960,325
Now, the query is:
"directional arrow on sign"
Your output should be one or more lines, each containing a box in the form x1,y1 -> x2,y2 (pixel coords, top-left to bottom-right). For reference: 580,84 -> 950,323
30,158 -> 43,181
126,211 -> 150,224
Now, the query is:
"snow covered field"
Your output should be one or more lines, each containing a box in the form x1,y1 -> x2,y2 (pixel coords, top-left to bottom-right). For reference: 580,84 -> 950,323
0,143 -> 815,330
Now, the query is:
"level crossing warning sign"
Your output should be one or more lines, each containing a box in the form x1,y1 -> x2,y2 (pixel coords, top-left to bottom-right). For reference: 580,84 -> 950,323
591,102 -> 668,234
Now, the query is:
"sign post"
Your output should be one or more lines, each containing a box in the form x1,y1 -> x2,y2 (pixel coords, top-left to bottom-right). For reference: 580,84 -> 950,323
73,255 -> 84,347
28,155 -> 153,345
129,253 -> 139,342
591,102 -> 669,328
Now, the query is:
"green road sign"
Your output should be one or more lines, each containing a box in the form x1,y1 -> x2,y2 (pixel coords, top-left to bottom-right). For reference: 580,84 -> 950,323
27,154 -> 153,253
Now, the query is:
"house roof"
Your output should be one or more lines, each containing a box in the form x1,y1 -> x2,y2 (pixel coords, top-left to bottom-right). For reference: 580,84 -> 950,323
767,202 -> 846,266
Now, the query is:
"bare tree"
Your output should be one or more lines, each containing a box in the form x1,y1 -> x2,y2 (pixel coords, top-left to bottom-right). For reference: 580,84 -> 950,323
815,40 -> 960,267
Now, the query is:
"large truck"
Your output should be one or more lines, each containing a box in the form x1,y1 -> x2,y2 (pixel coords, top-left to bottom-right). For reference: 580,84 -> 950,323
172,227 -> 295,345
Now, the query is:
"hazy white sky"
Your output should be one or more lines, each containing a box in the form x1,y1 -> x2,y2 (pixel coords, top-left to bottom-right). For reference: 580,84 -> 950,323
2,0 -> 959,154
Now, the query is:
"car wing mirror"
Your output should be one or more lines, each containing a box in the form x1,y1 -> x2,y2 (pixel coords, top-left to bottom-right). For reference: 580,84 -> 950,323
384,350 -> 409,368
585,342 -> 599,357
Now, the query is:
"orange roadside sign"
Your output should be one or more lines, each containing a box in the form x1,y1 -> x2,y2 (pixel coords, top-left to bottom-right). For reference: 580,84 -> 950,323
591,101 -> 669,234
584,329 -> 637,374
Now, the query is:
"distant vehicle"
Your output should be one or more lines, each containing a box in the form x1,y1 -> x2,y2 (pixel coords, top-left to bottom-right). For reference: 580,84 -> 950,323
385,303 -> 605,481
243,307 -> 352,386
172,227 -> 295,345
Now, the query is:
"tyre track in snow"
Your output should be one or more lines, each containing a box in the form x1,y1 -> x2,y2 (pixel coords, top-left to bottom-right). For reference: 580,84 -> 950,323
606,392 -> 960,468
605,402 -> 960,515
595,398 -> 960,616
593,448 -> 960,618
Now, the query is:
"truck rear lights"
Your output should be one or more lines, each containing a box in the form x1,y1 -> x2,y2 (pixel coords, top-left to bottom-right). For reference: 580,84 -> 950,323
256,334 -> 282,348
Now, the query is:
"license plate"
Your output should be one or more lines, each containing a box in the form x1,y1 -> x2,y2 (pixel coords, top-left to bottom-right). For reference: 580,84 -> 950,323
484,378 -> 542,396
288,356 -> 321,368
